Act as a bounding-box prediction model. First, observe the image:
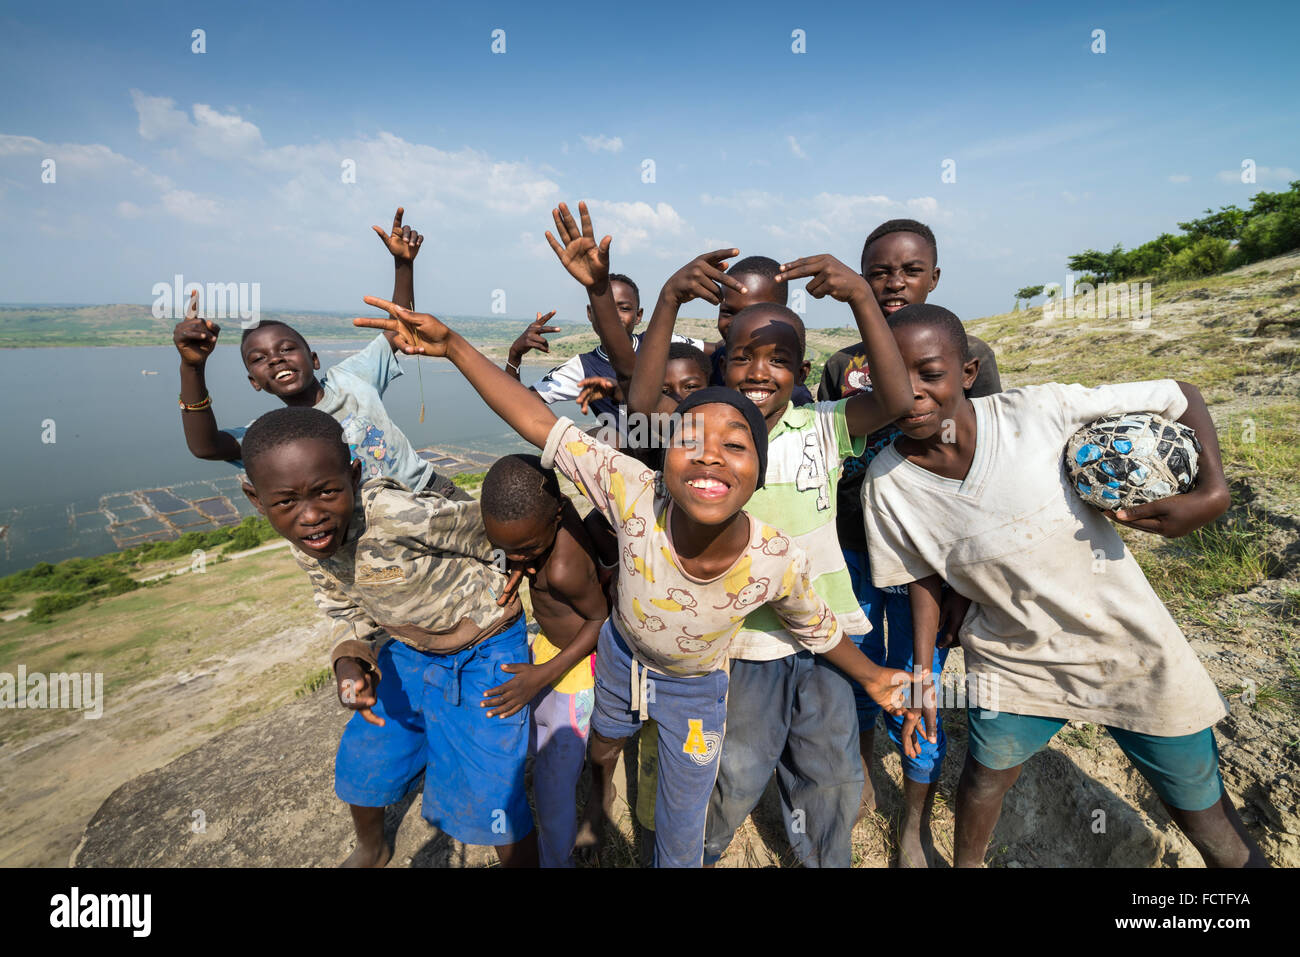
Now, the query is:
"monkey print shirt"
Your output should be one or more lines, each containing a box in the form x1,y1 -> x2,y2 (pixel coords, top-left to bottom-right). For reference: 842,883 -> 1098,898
541,418 -> 844,677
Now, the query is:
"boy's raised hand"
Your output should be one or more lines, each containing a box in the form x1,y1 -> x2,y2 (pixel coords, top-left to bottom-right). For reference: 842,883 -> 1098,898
173,289 -> 220,367
353,296 -> 451,356
546,201 -> 611,289
337,658 -> 384,727
662,248 -> 746,306
776,254 -> 871,305
372,206 -> 423,263
509,311 -> 560,360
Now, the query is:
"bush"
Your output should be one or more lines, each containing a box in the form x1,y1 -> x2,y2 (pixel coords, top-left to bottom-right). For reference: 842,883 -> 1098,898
29,591 -> 92,622
1156,236 -> 1231,281
1237,207 -> 1300,263
222,516 -> 277,553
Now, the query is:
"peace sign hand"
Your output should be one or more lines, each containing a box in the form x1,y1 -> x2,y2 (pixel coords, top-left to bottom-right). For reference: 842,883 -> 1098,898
173,289 -> 221,368
776,254 -> 871,305
662,248 -> 747,306
372,206 -> 423,263
353,296 -> 451,356
546,201 -> 611,290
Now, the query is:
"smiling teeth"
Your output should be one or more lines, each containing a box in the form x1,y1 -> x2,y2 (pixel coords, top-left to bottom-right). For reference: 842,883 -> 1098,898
275,370 -> 294,380
743,391 -> 770,401
688,478 -> 726,491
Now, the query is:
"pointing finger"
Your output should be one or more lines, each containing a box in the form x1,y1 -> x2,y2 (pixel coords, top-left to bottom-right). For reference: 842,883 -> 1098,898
392,206 -> 404,233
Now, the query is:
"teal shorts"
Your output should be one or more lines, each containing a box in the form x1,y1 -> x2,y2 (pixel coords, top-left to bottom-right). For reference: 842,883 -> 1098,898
967,709 -> 1224,811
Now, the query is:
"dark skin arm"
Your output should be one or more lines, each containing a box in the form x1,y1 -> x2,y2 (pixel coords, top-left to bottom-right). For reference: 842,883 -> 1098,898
505,311 -> 560,379
174,289 -> 243,461
546,201 -> 638,395
371,206 -> 422,347
353,299 -> 558,449
336,656 -> 384,727
775,254 -> 913,433
1103,381 -> 1231,538
905,575 -> 944,758
626,249 -> 747,421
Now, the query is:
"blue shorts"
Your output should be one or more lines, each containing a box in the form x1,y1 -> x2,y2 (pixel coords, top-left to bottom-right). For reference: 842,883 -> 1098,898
334,618 -> 534,846
844,546 -> 949,784
592,619 -> 728,868
967,709 -> 1225,812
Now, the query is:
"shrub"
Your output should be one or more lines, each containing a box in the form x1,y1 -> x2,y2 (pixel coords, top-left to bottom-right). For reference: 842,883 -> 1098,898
1156,236 -> 1231,281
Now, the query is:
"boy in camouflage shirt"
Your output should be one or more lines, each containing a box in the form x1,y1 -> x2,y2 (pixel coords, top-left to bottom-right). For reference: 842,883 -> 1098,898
240,406 -> 535,867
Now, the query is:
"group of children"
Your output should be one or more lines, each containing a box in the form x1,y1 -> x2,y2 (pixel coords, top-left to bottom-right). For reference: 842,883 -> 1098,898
172,202 -> 1268,868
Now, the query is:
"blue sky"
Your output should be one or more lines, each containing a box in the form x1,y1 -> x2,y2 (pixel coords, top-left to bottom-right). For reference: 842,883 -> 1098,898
0,0 -> 1296,329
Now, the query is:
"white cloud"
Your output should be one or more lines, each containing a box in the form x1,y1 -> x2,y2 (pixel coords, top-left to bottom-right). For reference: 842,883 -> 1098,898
130,89 -> 265,157
1216,165 -> 1296,184
1167,174 -> 1191,183
585,200 -> 685,253
787,135 -> 806,159
116,201 -> 143,218
581,134 -> 624,154
161,189 -> 220,224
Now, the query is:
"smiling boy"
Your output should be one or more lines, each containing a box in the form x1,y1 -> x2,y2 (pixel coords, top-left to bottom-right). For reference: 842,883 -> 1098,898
239,406 -> 534,867
173,207 -> 463,499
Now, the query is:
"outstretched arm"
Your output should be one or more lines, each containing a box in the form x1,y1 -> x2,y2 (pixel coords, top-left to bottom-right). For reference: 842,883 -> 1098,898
353,297 -> 557,449
372,206 -> 423,346
546,201 -> 637,387
626,249 -> 746,420
174,289 -> 242,461
776,255 -> 912,433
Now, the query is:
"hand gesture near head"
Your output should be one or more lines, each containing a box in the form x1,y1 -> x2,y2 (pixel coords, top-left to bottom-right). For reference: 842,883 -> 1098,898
662,249 -> 747,306
353,296 -> 451,356
546,201 -> 611,290
372,206 -> 423,263
173,289 -> 220,367
776,254 -> 871,305
576,376 -> 622,415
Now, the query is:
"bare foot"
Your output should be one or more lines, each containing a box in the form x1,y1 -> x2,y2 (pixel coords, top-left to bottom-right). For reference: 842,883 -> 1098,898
573,813 -> 603,865
897,823 -> 929,868
341,841 -> 392,868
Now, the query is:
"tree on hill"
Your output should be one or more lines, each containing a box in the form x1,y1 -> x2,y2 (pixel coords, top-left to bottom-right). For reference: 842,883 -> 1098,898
1015,284 -> 1045,309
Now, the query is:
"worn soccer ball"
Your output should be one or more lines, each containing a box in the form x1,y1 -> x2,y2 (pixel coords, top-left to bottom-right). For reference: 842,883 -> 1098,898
1065,413 -> 1201,510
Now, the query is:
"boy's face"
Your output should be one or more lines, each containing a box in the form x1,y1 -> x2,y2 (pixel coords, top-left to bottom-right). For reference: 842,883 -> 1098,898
663,358 -> 709,404
241,326 -> 321,399
890,323 -> 979,441
862,232 -> 940,317
717,273 -> 781,340
663,402 -> 760,526
242,438 -> 362,559
721,309 -> 810,432
586,279 -> 643,334
483,507 -> 561,568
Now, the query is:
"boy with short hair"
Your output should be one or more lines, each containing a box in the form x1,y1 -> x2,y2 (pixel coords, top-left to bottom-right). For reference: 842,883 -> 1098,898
238,406 -> 534,867
705,255 -> 813,405
478,454 -> 609,868
863,303 -> 1267,868
626,247 -> 916,867
818,218 -> 1000,865
173,207 -> 463,500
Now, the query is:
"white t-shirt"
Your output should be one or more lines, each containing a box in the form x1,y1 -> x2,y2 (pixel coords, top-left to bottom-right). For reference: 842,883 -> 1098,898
861,381 -> 1228,736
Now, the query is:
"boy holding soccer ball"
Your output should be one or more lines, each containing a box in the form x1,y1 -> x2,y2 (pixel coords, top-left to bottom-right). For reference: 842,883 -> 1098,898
861,303 -> 1267,868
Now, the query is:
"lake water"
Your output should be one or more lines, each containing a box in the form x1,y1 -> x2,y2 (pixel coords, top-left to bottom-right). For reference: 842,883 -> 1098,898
0,339 -> 584,575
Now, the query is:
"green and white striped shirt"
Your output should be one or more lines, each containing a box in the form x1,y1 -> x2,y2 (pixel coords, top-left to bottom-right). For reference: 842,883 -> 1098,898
730,400 -> 872,660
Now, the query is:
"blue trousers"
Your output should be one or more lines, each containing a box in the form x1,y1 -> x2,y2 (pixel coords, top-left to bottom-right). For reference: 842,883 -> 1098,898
844,546 -> 950,784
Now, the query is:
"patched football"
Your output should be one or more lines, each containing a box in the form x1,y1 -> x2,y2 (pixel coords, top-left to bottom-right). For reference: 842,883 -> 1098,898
1065,413 -> 1201,510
